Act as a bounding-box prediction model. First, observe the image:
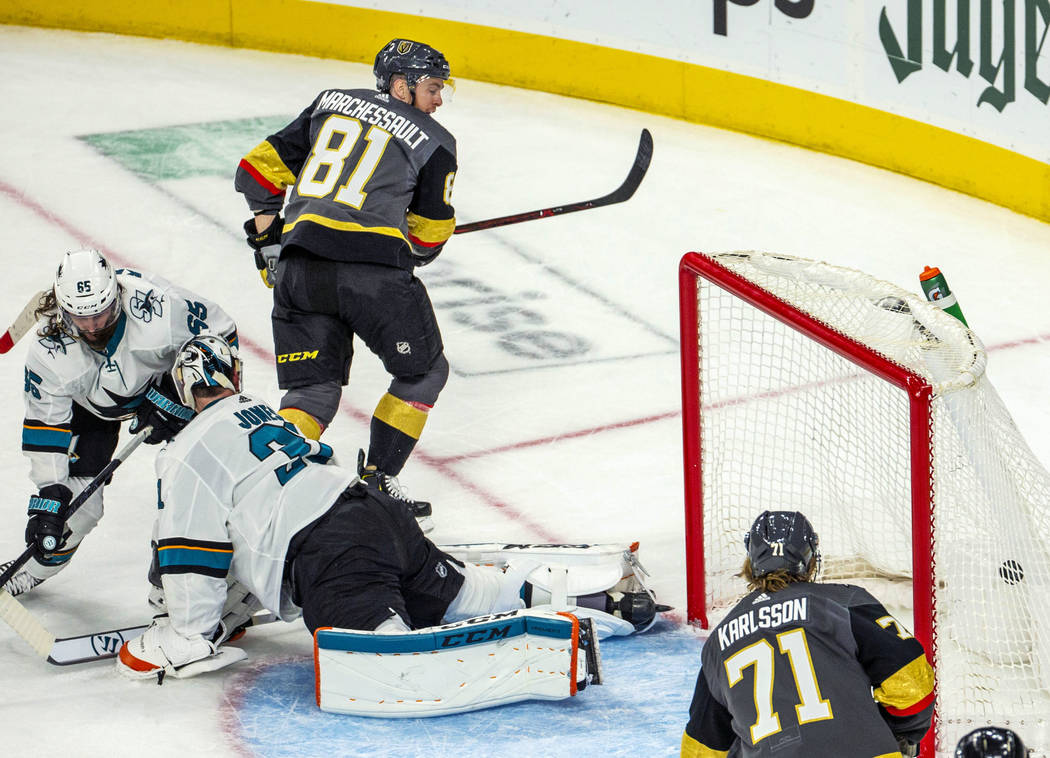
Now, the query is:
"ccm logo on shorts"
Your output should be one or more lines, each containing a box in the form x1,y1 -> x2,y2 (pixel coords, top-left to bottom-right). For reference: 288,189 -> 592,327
276,350 -> 319,363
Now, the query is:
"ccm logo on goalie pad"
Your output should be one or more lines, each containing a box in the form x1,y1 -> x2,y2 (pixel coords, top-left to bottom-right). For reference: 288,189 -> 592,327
314,609 -> 592,717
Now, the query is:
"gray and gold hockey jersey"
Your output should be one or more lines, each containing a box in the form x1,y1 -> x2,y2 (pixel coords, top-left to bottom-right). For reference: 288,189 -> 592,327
236,88 -> 457,270
153,392 -> 355,638
682,582 -> 935,758
22,269 -> 236,490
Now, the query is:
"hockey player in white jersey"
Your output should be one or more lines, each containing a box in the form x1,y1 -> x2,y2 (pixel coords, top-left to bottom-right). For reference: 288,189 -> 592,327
118,335 -> 667,714
1,249 -> 236,596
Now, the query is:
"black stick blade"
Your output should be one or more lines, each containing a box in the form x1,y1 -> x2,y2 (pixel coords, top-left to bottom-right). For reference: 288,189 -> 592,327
454,128 -> 654,234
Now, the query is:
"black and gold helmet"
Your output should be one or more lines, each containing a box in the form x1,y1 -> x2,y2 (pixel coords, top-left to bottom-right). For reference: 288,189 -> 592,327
955,727 -> 1028,758
744,511 -> 820,579
373,38 -> 451,93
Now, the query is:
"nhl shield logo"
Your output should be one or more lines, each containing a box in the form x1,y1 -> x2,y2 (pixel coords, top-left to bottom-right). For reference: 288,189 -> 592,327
397,341 -> 411,354
435,561 -> 448,578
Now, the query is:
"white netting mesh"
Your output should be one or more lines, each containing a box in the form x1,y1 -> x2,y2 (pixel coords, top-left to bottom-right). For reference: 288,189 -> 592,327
687,251 -> 1050,756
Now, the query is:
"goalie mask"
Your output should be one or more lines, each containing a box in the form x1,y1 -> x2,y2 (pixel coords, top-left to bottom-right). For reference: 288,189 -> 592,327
171,334 -> 241,406
54,249 -> 122,346
955,727 -> 1028,758
373,38 -> 452,93
744,511 -> 820,579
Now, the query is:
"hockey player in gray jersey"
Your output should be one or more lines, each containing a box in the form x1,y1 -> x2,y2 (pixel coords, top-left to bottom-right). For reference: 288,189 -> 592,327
2,249 -> 236,596
235,37 -> 458,528
682,511 -> 935,758
116,335 -> 600,697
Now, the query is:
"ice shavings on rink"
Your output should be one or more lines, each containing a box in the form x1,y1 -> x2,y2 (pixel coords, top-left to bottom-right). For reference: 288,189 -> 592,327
224,619 -> 702,758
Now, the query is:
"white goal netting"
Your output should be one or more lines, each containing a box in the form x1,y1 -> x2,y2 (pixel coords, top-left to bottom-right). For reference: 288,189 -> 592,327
682,251 -> 1050,756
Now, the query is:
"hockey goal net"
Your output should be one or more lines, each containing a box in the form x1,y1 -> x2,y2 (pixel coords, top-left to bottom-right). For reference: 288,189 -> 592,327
679,251 -> 1050,757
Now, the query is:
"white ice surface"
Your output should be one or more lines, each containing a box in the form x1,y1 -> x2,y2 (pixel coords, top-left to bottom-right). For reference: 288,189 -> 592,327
2,24 -> 1050,757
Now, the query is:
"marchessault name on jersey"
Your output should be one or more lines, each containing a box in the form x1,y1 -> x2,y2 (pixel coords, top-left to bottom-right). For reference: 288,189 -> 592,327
717,597 -> 808,650
316,90 -> 430,150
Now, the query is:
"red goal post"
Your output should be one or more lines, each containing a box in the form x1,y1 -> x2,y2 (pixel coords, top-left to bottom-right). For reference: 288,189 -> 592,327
679,251 -> 934,644
678,250 -> 1050,756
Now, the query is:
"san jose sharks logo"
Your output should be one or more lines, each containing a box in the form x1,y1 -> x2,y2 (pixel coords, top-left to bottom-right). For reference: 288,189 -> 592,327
39,333 -> 76,358
130,288 -> 163,322
87,387 -> 144,418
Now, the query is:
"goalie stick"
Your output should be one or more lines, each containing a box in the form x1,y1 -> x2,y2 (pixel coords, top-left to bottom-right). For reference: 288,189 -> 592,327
453,128 -> 653,235
0,288 -> 48,354
0,598 -> 279,666
48,611 -> 279,666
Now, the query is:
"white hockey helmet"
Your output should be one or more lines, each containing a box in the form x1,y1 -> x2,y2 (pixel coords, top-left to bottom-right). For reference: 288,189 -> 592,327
54,249 -> 122,339
171,333 -> 241,405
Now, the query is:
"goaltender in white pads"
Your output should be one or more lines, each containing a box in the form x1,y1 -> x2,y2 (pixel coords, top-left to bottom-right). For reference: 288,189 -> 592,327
117,334 -> 668,717
315,608 -> 601,717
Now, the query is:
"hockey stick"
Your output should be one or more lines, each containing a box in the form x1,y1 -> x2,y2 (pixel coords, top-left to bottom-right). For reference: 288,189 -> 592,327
453,128 -> 653,235
47,611 -> 280,666
0,426 -> 151,593
0,288 -> 48,354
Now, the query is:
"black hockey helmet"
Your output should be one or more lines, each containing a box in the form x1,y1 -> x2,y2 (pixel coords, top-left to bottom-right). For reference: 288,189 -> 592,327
374,38 -> 451,93
744,511 -> 820,578
955,727 -> 1028,757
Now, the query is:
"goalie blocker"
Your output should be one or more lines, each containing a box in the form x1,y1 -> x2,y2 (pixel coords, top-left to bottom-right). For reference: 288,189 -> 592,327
315,608 -> 602,717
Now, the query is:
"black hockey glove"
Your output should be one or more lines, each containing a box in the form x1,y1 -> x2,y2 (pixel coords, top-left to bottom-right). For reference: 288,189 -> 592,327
25,483 -> 73,556
244,214 -> 283,288
410,244 -> 442,267
129,380 -> 195,445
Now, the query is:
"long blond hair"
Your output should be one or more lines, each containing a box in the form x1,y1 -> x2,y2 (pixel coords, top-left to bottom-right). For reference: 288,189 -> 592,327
740,556 -> 818,593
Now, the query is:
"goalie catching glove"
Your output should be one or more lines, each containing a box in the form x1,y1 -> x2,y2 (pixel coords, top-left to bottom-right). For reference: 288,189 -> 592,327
129,379 -> 195,445
243,214 -> 282,288
116,615 -> 247,682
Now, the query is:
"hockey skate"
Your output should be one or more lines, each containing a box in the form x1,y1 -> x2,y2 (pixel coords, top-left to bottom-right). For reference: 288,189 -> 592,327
0,560 -> 43,597
357,450 -> 434,533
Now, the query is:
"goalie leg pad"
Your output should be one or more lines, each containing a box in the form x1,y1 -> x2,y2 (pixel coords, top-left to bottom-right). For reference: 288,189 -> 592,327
440,542 -> 667,634
314,608 -> 601,717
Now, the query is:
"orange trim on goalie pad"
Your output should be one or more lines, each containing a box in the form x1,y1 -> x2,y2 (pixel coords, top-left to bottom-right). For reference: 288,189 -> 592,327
555,611 -> 580,696
313,626 -> 333,708
118,643 -> 159,674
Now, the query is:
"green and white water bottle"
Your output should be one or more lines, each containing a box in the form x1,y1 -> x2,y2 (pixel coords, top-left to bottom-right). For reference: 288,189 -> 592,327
919,266 -> 968,326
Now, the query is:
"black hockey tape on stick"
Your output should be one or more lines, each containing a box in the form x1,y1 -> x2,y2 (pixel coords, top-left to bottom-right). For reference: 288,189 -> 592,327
0,288 -> 49,354
0,426 -> 151,590
453,129 -> 653,234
